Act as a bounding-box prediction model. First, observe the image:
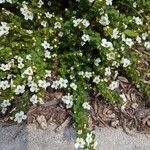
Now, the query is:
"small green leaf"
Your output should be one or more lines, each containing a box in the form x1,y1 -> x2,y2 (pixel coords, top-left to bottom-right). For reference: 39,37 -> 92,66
124,30 -> 138,37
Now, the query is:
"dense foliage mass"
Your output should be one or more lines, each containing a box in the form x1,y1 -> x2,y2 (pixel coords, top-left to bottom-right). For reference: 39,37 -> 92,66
0,0 -> 150,149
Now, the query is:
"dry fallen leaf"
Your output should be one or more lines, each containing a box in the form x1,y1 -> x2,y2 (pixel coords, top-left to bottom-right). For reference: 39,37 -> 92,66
36,115 -> 48,130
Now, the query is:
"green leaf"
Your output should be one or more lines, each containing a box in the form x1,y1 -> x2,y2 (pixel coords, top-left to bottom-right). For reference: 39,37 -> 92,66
124,30 -> 138,37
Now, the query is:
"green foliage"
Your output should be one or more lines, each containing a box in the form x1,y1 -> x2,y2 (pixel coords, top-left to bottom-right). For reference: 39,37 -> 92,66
0,0 -> 150,149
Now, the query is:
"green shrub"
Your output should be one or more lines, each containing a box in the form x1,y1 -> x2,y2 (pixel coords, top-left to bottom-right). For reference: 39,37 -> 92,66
0,0 -> 149,149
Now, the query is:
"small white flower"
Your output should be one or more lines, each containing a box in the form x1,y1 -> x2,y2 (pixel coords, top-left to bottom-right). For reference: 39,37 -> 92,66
51,80 -> 59,89
88,0 -> 94,3
38,0 -> 44,8
84,72 -> 92,79
133,2 -> 137,8
75,138 -> 85,149
0,0 -> 5,4
108,81 -> 119,90
38,80 -> 50,89
15,85 -> 25,95
54,22 -> 61,29
133,16 -> 143,25
0,80 -> 10,90
30,94 -> 38,105
62,94 -> 73,109
82,102 -> 91,110
111,28 -> 120,39
99,14 -> 110,26
94,58 -> 101,66
81,34 -> 90,42
106,0 -> 113,6
23,67 -> 34,76
121,58 -> 131,67
93,76 -> 100,84
86,133 -> 93,145
125,38 -> 134,47
141,32 -> 148,40
41,21 -> 47,27
144,41 -> 150,49
14,111 -> 27,123
41,40 -> 51,49
101,39 -> 113,50
45,50 -> 51,59
70,83 -> 77,90
73,18 -> 82,27
136,36 -> 142,44
0,22 -> 10,36
59,78 -> 68,88
82,19 -> 90,27
0,99 -> 11,108
45,12 -> 53,19
45,70 -> 51,78
105,67 -> 111,76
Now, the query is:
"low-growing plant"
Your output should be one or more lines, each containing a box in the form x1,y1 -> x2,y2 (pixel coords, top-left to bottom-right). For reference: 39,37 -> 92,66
0,0 -> 149,149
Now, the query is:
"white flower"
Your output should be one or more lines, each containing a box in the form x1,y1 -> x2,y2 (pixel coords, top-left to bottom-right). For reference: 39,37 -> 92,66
84,71 -> 92,78
88,0 -> 94,3
73,18 -> 82,27
133,16 -> 143,25
144,41 -> 150,49
59,78 -> 68,88
94,58 -> 101,66
15,85 -> 25,95
41,21 -> 47,27
51,80 -> 60,89
38,80 -> 50,89
45,50 -> 51,59
93,76 -> 100,84
14,111 -> 27,123
106,52 -> 115,60
106,0 -> 113,6
38,0 -> 44,8
0,99 -> 11,108
75,138 -> 85,149
133,2 -> 137,8
108,81 -> 119,90
0,63 -> 11,71
0,22 -> 10,36
45,70 -> 52,78
82,102 -> 91,110
105,67 -> 111,76
26,54 -> 32,60
0,0 -> 5,4
99,14 -> 110,26
23,67 -> 34,76
28,81 -> 38,92
101,39 -> 113,50
81,34 -> 90,42
121,58 -> 131,67
20,4 -> 34,20
62,94 -> 73,108
86,133 -> 93,145
136,36 -> 142,44
30,94 -> 38,105
125,38 -> 134,47
54,22 -> 61,29
142,32 -> 148,40
45,12 -> 53,19
82,19 -> 90,27
0,80 -> 10,90
41,40 -> 51,49
70,83 -> 77,90
111,28 -> 120,39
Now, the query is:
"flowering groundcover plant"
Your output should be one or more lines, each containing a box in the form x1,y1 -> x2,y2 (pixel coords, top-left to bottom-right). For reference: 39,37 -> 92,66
0,0 -> 150,149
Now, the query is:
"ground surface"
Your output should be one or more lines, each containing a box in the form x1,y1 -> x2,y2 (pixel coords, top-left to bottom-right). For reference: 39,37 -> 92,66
0,124 -> 150,150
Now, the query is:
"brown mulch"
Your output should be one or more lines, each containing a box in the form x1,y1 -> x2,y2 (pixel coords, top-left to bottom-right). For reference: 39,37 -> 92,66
23,76 -> 150,134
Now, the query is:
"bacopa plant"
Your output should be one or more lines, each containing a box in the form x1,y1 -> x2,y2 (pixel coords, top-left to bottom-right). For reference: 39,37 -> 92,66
0,0 -> 150,149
